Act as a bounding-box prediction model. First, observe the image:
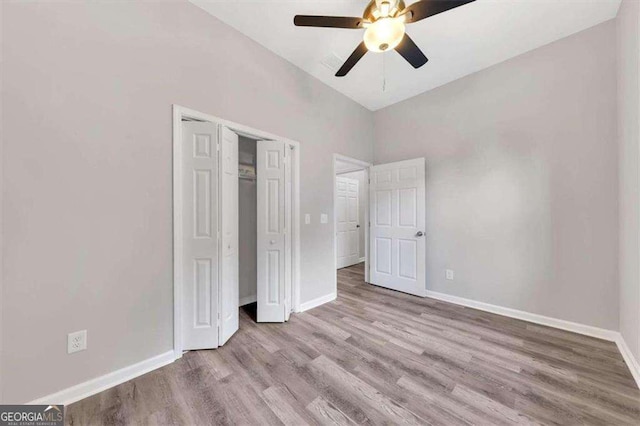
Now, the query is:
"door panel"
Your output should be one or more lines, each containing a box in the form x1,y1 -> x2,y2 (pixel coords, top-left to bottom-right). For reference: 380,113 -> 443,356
257,140 -> 291,322
398,239 -> 417,279
375,190 -> 392,226
182,121 -> 219,350
375,237 -> 392,275
369,158 -> 426,297
336,176 -> 361,269
194,258 -> 213,327
194,170 -> 212,238
267,251 -> 280,303
398,188 -> 417,227
219,126 -> 239,345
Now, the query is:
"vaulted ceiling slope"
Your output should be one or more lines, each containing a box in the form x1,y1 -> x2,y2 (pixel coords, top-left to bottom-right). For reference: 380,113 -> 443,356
190,0 -> 621,111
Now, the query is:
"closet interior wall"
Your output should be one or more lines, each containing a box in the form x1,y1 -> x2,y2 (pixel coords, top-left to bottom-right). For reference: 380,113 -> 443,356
238,136 -> 258,306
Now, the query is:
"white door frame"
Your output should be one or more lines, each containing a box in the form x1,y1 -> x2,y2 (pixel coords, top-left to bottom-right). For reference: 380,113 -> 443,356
173,105 -> 301,359
333,154 -> 371,293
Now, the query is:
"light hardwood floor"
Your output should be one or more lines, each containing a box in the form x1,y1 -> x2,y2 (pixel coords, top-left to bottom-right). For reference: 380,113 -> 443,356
67,263 -> 640,425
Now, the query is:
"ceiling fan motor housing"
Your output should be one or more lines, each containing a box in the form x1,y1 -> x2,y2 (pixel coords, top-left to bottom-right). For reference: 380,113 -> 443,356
363,0 -> 407,21
362,1 -> 408,53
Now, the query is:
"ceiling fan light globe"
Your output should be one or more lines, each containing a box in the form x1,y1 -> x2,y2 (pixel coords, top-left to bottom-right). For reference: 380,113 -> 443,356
363,17 -> 405,52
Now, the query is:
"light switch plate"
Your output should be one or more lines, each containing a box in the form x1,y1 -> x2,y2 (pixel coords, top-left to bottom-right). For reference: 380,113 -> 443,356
305,214 -> 311,225
446,269 -> 454,281
320,214 -> 328,224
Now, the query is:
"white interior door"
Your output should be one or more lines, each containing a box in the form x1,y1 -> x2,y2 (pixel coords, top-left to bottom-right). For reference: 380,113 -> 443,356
336,176 -> 360,269
219,126 -> 239,345
257,140 -> 291,322
182,121 -> 219,350
369,158 -> 426,297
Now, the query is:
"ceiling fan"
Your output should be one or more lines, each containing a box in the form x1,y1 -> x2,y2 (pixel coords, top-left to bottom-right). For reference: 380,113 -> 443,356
294,0 -> 475,77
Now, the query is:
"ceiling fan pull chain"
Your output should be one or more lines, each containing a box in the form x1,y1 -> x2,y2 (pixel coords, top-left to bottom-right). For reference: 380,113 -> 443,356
383,53 -> 387,92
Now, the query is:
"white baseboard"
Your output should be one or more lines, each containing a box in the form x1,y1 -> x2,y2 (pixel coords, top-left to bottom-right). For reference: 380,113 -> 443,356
425,290 -> 619,341
615,334 -> 640,389
239,295 -> 257,306
28,350 -> 176,406
299,292 -> 336,312
426,290 -> 640,389
358,257 -> 366,263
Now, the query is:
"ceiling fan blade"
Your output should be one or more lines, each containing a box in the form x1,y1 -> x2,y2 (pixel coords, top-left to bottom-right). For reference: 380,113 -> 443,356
294,15 -> 364,29
402,0 -> 475,24
395,34 -> 428,69
336,42 -> 368,77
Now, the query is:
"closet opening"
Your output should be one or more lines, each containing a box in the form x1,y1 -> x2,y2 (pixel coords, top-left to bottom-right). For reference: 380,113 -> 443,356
238,136 -> 258,319
173,105 -> 300,357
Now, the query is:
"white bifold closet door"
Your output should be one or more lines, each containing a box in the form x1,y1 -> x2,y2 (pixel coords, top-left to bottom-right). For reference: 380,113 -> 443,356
219,126 -> 240,345
369,158 -> 426,297
181,121 -> 221,350
256,140 -> 292,322
181,123 -> 239,351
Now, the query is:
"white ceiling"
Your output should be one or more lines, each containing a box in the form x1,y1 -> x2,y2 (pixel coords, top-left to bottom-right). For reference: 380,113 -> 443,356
190,0 -> 621,111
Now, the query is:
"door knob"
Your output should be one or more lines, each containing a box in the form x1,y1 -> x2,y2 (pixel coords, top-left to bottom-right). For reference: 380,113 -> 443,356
416,231 -> 424,237
356,224 -> 360,228
270,240 -> 276,245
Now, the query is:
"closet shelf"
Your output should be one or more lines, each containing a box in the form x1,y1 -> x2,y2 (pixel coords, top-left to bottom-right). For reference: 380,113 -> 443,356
239,175 -> 257,181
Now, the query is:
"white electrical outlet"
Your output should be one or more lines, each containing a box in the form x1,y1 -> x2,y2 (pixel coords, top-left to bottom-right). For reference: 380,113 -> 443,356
68,330 -> 87,354
446,269 -> 454,281
305,214 -> 311,225
320,213 -> 328,224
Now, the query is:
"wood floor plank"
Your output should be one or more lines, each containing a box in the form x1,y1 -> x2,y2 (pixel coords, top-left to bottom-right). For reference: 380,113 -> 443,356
306,396 -> 356,426
309,355 -> 426,425
66,263 -> 640,425
262,385 -> 316,426
451,384 -> 538,425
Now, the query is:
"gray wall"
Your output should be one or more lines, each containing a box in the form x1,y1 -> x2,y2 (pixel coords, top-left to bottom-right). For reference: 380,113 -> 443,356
618,0 -> 640,362
238,136 -> 257,303
1,1 -> 373,403
338,169 -> 367,261
373,21 -> 619,330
